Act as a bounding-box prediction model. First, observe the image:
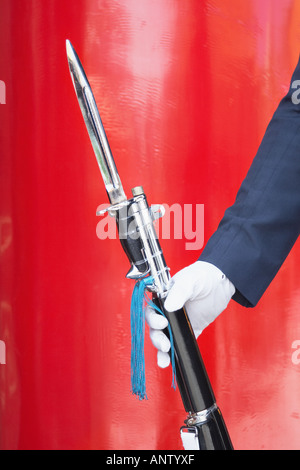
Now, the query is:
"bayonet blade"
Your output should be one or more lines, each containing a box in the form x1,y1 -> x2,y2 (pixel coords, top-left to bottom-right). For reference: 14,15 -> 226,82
66,39 -> 127,205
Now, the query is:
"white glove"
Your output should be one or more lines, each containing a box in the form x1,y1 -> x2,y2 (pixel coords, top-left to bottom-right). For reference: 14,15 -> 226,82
145,261 -> 235,368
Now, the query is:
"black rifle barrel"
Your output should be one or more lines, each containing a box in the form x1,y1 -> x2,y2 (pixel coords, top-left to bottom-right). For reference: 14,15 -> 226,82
155,297 -> 233,450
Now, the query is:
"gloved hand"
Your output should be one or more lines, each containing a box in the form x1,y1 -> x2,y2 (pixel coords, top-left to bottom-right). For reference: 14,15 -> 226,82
145,261 -> 236,368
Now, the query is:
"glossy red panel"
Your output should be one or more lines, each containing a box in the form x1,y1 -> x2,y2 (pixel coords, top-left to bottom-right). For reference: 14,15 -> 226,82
0,0 -> 300,450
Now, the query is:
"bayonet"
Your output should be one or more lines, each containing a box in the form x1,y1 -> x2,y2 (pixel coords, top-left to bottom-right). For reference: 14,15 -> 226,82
66,39 -> 166,285
66,39 -> 126,206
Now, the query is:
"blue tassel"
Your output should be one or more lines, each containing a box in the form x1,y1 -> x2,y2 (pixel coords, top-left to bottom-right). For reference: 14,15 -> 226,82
130,276 -> 176,400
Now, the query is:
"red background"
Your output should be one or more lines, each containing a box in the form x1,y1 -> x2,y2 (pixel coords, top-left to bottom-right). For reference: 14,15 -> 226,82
0,0 -> 300,450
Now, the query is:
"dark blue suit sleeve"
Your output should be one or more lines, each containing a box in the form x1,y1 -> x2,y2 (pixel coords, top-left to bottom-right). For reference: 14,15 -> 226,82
199,56 -> 300,307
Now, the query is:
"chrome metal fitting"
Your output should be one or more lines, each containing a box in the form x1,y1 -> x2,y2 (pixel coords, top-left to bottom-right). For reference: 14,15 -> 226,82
185,403 -> 219,426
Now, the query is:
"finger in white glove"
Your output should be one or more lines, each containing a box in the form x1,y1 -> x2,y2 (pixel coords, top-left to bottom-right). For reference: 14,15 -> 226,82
145,305 -> 171,368
145,261 -> 235,368
164,261 -> 235,337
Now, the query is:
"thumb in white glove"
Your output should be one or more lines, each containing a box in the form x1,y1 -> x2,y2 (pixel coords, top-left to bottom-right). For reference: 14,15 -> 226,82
145,261 -> 235,368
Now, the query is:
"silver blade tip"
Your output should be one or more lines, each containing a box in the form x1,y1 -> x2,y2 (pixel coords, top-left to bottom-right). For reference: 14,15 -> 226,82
65,40 -> 87,88
66,39 -> 75,61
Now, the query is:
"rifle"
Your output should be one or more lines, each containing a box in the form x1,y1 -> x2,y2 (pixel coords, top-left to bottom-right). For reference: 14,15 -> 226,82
66,40 -> 233,450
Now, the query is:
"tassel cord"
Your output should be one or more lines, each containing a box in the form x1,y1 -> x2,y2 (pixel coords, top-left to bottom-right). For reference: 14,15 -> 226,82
130,276 -> 177,400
